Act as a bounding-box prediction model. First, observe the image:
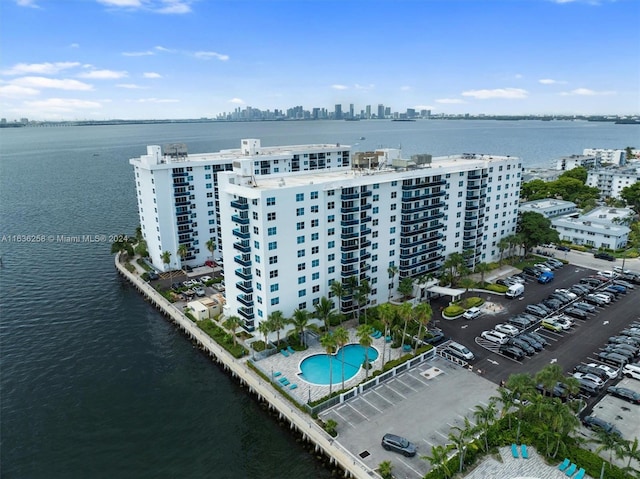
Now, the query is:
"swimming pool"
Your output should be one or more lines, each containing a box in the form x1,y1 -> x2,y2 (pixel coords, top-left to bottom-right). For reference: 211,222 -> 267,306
299,344 -> 379,385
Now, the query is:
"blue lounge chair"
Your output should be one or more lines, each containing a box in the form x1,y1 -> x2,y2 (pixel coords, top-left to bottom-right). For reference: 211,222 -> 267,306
370,330 -> 378,338
403,344 -> 412,352
273,371 -> 282,378
511,444 -> 519,458
385,335 -> 392,343
521,444 -> 528,459
558,458 -> 570,471
574,468 -> 585,479
287,346 -> 295,354
280,349 -> 289,357
565,463 -> 577,477
278,377 -> 290,386
289,383 -> 297,390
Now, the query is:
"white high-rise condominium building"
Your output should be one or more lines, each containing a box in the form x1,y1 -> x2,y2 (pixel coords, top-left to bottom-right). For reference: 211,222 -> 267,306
131,139 -> 522,332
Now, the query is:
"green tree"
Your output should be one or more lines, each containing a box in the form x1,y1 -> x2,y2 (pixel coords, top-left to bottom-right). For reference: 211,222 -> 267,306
257,318 -> 273,348
206,237 -> 216,261
287,308 -> 314,348
559,166 -> 588,183
354,280 -> 371,324
497,237 -> 510,265
520,178 -> 550,201
377,303 -> 394,364
414,302 -> 432,347
330,281 -> 346,317
623,437 -> 640,471
397,277 -> 414,300
398,302 -> 413,350
387,265 -> 398,300
591,426 -> 627,465
448,417 -> 475,474
474,262 -> 491,284
268,310 -> 286,347
177,244 -> 188,271
473,400 -> 497,453
621,182 -> 640,213
378,460 -> 393,479
506,372 -> 535,441
517,211 -> 560,255
314,296 -> 335,331
161,250 -> 172,282
222,316 -> 242,346
492,386 -> 515,430
356,324 -> 373,379
422,444 -> 453,479
443,252 -> 465,286
345,275 -> 359,319
535,363 -> 564,398
320,333 -> 336,396
333,326 -> 350,390
459,277 -> 475,299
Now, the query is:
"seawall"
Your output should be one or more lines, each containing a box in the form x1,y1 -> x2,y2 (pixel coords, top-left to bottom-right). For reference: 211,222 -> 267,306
115,254 -> 378,479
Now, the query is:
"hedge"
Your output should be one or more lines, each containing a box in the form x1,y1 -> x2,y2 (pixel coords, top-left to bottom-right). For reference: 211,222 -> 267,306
484,283 -> 509,293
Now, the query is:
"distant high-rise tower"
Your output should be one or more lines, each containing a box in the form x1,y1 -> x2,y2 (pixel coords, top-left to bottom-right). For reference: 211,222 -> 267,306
349,103 -> 354,119
377,104 -> 384,119
366,105 -> 371,119
334,104 -> 343,120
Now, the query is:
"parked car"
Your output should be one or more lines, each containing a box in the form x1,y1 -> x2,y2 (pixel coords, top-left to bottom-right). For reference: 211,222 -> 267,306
200,275 -> 212,283
534,263 -> 552,272
547,258 -> 564,268
555,289 -> 577,300
573,364 -> 609,381
495,323 -> 520,336
381,434 -> 417,457
525,304 -> 547,318
576,377 -> 600,396
597,351 -> 630,366
602,345 -> 636,360
524,331 -> 549,347
609,336 -> 640,348
522,266 -> 540,278
541,318 -> 563,332
147,271 -> 160,280
423,330 -> 447,346
538,271 -> 555,284
573,302 -> 596,313
499,345 -> 526,360
622,363 -> 640,380
507,337 -> 535,355
463,307 -> 482,320
443,341 -> 475,361
517,334 -> 544,351
542,298 -> 563,311
536,381 -> 571,400
594,252 -> 615,261
606,386 -> 640,405
606,285 -> 626,295
194,287 -> 205,297
552,315 -> 574,330
549,292 -> 572,304
509,316 -> 533,329
572,372 -> 605,388
586,363 -> 619,380
564,307 -> 588,320
171,282 -> 183,291
556,245 -> 570,252
606,343 -> 639,357
481,330 -> 510,345
585,294 -> 607,306
591,293 -> 612,304
614,279 -> 635,290
582,416 -> 622,436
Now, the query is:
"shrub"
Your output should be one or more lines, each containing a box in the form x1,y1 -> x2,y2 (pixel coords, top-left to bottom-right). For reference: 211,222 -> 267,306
197,319 -> 247,358
252,340 -> 267,352
485,283 -> 509,293
460,297 -> 484,309
323,418 -> 338,437
443,305 -> 465,317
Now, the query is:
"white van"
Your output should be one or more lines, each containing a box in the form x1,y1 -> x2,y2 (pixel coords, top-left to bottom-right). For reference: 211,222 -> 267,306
505,283 -> 525,299
446,341 -> 475,361
481,330 -> 510,345
623,363 -> 640,380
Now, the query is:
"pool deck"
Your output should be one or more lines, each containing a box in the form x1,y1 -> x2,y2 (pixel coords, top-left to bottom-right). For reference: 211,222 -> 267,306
256,330 -> 408,404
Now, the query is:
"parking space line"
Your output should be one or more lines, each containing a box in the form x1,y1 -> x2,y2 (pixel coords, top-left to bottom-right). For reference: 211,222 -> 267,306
436,430 -> 448,439
359,396 -> 383,413
397,458 -> 426,477
422,438 -> 435,447
387,380 -> 407,399
346,401 -> 371,421
394,377 -> 418,392
371,389 -> 395,405
331,409 -> 356,428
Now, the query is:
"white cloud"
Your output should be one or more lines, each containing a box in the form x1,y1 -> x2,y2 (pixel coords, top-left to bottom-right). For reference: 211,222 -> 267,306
117,83 -> 145,89
2,62 -> 81,76
98,0 -> 143,6
69,43 -> 80,48
155,45 -> 175,53
134,98 -> 179,103
143,72 -> 162,78
229,98 -> 245,104
193,51 -> 229,61
123,50 -> 156,57
97,0 -> 192,14
78,69 -> 128,79
436,98 -> 466,104
331,84 -> 348,90
0,84 -> 40,98
13,76 -> 93,91
16,0 -> 39,7
24,98 -> 102,111
354,84 -> 374,91
157,0 -> 191,14
400,86 -> 411,91
539,78 -> 567,85
462,88 -> 528,99
414,105 -> 435,110
514,74 -> 523,79
560,88 -> 615,96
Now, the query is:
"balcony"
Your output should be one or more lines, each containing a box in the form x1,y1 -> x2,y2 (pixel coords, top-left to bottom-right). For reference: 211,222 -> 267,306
174,190 -> 190,198
360,239 -> 372,248
233,228 -> 250,239
360,216 -> 372,223
238,307 -> 254,321
232,215 -> 250,225
237,294 -> 253,307
341,242 -> 359,252
233,241 -> 251,253
340,192 -> 360,200
235,268 -> 253,281
341,205 -> 360,214
341,218 -> 359,227
360,251 -> 371,261
360,190 -> 372,197
341,231 -> 359,240
359,228 -> 371,236
172,171 -> 188,177
466,192 -> 480,200
234,255 -> 252,267
236,281 -> 253,294
230,199 -> 249,210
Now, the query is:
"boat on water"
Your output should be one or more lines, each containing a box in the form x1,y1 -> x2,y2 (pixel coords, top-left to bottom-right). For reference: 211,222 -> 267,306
391,118 -> 416,122
359,136 -> 365,140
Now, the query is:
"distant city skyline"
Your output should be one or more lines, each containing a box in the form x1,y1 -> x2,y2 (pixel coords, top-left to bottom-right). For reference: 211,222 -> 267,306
1,0 -> 639,121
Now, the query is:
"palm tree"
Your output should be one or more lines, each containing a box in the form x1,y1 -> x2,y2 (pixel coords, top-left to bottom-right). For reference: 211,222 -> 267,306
398,302 -> 413,350
345,275 -> 359,319
474,262 -> 491,285
414,303 -> 432,349
458,277 -> 475,299
378,460 -> 393,479
492,386 -> 515,430
206,237 -> 216,262
314,296 -> 335,331
443,252 -> 464,285
387,265 -> 398,300
535,364 -> 563,398
222,316 -> 242,346
329,281 -> 345,317
473,400 -> 498,453
623,437 -> 640,471
268,310 -> 286,348
333,326 -> 349,390
356,324 -> 373,379
448,417 -> 474,474
320,333 -> 336,396
161,250 -> 172,281
506,372 -> 535,441
287,308 -> 313,348
377,303 -> 394,364
497,237 -> 510,265
356,279 -> 371,324
422,444 -> 453,479
397,277 -> 414,301
257,318 -> 272,349
177,244 -> 188,277
591,427 -> 627,465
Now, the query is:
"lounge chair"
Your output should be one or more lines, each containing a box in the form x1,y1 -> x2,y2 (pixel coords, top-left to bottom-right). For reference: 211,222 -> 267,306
273,371 -> 282,378
403,344 -> 412,352
385,335 -> 392,343
289,383 -> 297,390
280,349 -> 289,357
565,463 -> 577,477
278,377 -> 290,386
520,444 -> 528,459
574,468 -> 585,479
558,458 -> 570,471
287,346 -> 295,354
511,443 -> 519,458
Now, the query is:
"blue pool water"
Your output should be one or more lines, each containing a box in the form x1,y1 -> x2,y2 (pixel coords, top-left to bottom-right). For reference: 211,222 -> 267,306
299,344 -> 379,385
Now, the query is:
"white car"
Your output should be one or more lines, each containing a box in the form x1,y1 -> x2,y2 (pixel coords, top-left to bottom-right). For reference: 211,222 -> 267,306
550,315 -> 574,330
463,307 -> 482,320
587,363 -> 619,380
597,270 -> 616,279
592,293 -> 612,304
555,289 -> 577,300
194,287 -> 205,297
183,279 -> 197,287
481,330 -> 509,345
534,263 -> 552,272
613,266 -> 633,274
495,323 -> 520,336
200,275 -> 212,283
573,372 -> 605,388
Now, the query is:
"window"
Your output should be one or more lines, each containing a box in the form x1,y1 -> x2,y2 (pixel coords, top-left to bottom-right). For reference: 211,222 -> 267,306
328,215 -> 335,223
270,284 -> 279,292
373,194 -> 379,202
311,233 -> 319,240
312,246 -> 319,254
312,272 -> 320,280
296,208 -> 304,216
389,238 -> 395,245
299,302 -> 307,310
390,204 -> 396,210
267,197 -> 276,206
269,256 -> 277,264
373,207 -> 379,214
328,202 -> 335,209
254,240 -> 260,249
268,241 -> 277,250
296,222 -> 305,230
297,236 -> 305,244
271,297 -> 279,305
268,227 -> 277,236
298,276 -> 306,284
298,289 -> 306,297
253,226 -> 259,234
328,228 -> 335,236
312,285 -> 320,293
311,205 -> 319,213
296,193 -> 304,201
297,249 -> 305,257
390,227 -> 396,234
390,216 -> 396,222
328,241 -> 335,248
328,266 -> 335,273
312,259 -> 319,267
311,219 -> 319,227
267,212 -> 276,221
311,191 -> 318,199
269,270 -> 278,278
298,262 -> 306,271
328,253 -> 335,261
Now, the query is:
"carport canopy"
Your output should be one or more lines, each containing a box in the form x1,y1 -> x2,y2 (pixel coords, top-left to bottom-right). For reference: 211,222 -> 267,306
425,285 -> 465,302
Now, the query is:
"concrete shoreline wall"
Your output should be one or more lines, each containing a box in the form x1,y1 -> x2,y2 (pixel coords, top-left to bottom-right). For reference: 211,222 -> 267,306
114,254 -> 378,479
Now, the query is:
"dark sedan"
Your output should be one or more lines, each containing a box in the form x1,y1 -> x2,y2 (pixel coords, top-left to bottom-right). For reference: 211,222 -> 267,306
607,386 -> 640,405
564,307 -> 588,319
573,302 -> 597,313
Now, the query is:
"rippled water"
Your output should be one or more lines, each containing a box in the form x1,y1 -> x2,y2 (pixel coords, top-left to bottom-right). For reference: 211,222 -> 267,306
0,120 -> 637,478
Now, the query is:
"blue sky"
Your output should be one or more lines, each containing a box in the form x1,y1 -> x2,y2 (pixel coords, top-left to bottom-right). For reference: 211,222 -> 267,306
1,0 -> 638,120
